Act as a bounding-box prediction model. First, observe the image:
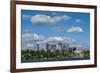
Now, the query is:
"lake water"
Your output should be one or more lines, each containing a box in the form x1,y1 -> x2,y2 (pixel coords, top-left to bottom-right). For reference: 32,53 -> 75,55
22,57 -> 90,63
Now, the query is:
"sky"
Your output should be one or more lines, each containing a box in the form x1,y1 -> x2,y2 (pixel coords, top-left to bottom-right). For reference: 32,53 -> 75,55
21,9 -> 90,49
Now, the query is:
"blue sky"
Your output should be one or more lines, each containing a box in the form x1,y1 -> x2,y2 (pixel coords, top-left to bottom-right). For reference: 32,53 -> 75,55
21,9 -> 90,48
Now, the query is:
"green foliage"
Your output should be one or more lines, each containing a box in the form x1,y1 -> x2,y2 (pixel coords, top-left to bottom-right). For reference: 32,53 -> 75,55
21,49 -> 90,62
80,50 -> 90,58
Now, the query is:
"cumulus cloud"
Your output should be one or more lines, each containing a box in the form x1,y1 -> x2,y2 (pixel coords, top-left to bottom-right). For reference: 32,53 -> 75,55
22,43 -> 35,50
26,43 -> 34,48
53,15 -> 69,22
63,37 -> 77,42
30,14 -> 70,24
43,36 -> 76,43
47,37 -> 63,42
22,33 -> 45,41
67,26 -> 83,33
35,36 -> 77,45
22,33 -> 77,50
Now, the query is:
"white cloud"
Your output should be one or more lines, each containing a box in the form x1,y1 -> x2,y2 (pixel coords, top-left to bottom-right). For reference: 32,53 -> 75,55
26,43 -> 34,48
22,43 -> 34,50
22,34 -> 78,50
43,36 -> 76,43
35,36 -> 77,45
22,33 -> 45,41
31,14 -> 54,24
63,37 -> 77,42
75,19 -> 81,23
67,26 -> 83,33
52,15 -> 69,22
30,14 -> 70,24
47,36 -> 63,42
36,37 -> 63,44
22,15 -> 31,19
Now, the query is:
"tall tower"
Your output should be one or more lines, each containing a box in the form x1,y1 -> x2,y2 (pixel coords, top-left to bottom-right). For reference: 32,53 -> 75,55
36,44 -> 39,51
46,43 -> 49,51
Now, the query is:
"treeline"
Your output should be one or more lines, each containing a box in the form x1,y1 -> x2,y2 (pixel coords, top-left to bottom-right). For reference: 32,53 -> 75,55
21,49 -> 90,62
